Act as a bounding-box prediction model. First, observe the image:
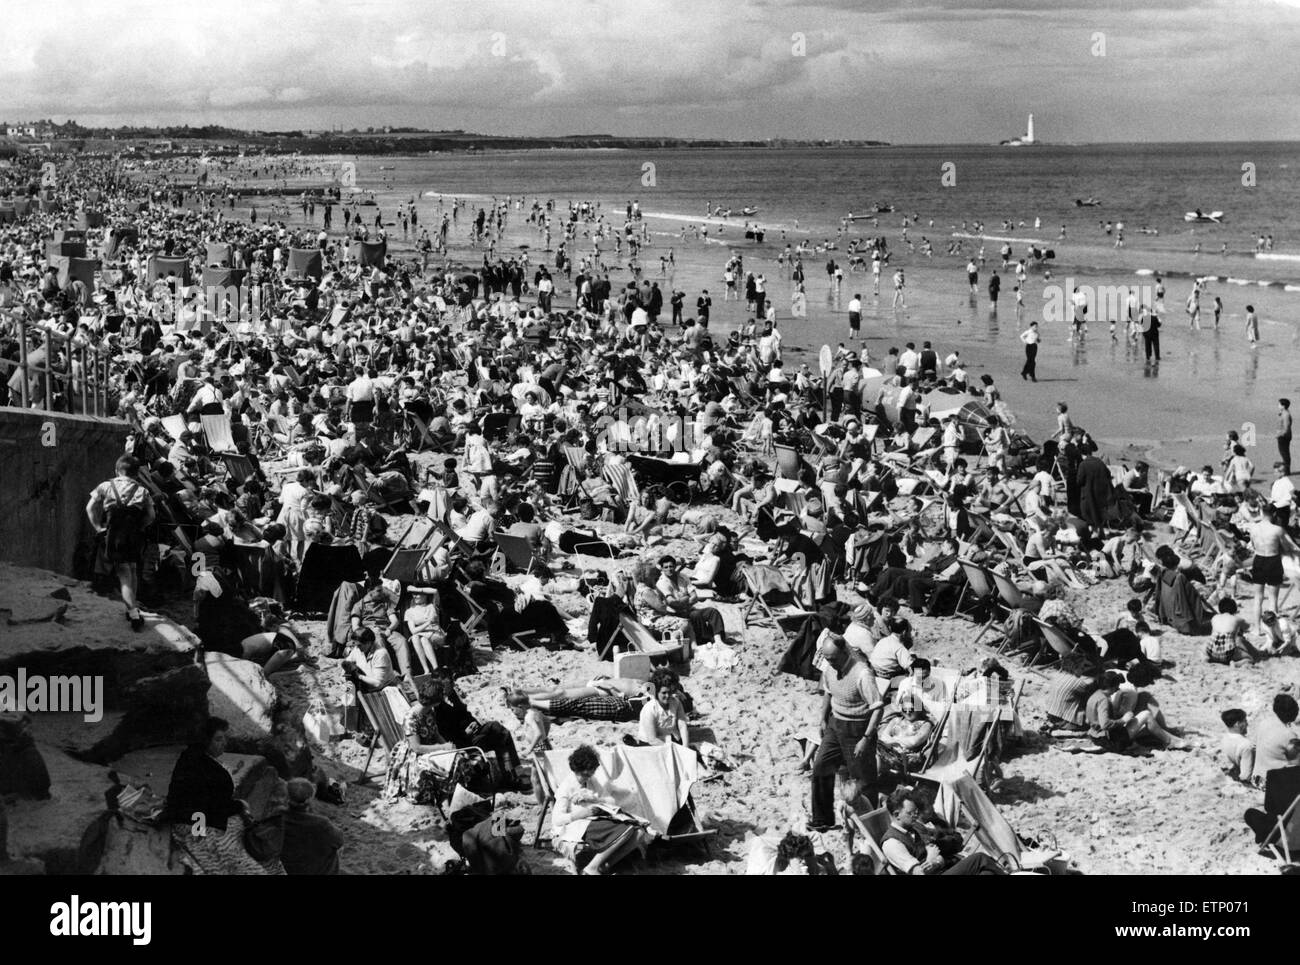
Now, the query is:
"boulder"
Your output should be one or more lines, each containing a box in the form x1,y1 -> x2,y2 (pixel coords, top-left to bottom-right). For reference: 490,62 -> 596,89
204,653 -> 277,743
5,744 -> 112,873
0,563 -> 209,763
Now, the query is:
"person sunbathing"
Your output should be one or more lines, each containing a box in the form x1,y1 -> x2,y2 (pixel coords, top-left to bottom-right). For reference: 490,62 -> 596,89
505,677 -> 652,721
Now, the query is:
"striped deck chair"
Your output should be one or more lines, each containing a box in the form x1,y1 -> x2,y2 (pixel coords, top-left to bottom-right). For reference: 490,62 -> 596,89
602,455 -> 641,510
356,687 -> 489,816
201,413 -> 237,454
557,445 -> 594,503
738,412 -> 773,453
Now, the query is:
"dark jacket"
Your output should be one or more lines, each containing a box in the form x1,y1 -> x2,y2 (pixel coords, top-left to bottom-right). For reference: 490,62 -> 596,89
163,745 -> 242,831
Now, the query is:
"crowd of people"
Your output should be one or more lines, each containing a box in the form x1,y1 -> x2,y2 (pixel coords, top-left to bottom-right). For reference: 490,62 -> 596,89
3,150 -> 1297,876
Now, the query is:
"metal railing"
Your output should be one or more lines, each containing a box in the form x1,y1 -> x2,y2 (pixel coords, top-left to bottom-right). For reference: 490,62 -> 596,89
0,314 -> 113,417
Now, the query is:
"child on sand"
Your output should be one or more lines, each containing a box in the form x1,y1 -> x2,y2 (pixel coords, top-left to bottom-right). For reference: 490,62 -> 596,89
1218,708 -> 1256,785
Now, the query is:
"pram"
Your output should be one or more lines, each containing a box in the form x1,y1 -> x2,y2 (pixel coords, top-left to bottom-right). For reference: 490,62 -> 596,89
628,453 -> 703,504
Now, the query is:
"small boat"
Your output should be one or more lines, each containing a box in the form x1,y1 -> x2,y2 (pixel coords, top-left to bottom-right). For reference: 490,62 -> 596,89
872,204 -> 894,213
741,206 -> 758,216
1074,198 -> 1101,207
1184,210 -> 1224,224
1136,226 -> 1160,235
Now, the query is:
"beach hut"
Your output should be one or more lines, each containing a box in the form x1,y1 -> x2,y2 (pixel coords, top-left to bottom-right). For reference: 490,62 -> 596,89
201,266 -> 249,320
52,256 -> 101,290
287,248 -> 323,279
205,242 -> 233,267
103,226 -> 139,260
147,254 -> 192,285
0,205 -> 15,224
349,239 -> 386,268
47,239 -> 87,260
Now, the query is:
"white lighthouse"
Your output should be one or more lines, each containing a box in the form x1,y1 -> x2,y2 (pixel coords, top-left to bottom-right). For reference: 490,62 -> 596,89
1025,113 -> 1035,144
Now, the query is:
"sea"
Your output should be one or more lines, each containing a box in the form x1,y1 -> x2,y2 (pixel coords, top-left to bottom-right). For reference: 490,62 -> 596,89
334,143 -> 1300,466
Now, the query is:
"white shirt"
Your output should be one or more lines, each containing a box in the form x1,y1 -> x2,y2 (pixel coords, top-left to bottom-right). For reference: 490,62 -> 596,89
848,297 -> 862,314
1271,475 -> 1296,510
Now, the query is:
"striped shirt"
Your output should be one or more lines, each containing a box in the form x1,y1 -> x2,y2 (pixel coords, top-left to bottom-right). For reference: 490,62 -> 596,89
1044,668 -> 1093,727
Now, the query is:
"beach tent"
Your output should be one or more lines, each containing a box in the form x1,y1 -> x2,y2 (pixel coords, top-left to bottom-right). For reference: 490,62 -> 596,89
201,267 -> 249,319
147,254 -> 192,285
75,211 -> 105,229
857,367 -> 887,407
125,201 -> 149,214
103,226 -> 139,260
0,205 -> 14,224
47,239 -> 87,260
287,248 -> 323,279
205,242 -> 233,266
923,390 -> 993,428
53,256 -> 101,290
349,240 -> 386,268
84,190 -> 102,204
12,198 -> 30,217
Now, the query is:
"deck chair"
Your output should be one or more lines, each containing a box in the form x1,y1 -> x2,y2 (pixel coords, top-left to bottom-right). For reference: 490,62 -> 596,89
355,687 -> 490,818
200,412 -> 237,454
493,532 -> 545,576
956,560 -> 1001,644
602,456 -> 641,511
405,411 -> 440,451
988,569 -> 1037,658
350,465 -> 413,514
1033,617 -> 1077,666
1261,768 -> 1300,864
739,412 -> 774,453
774,443 -> 803,481
605,611 -> 685,664
531,743 -> 716,854
221,452 -> 257,485
841,802 -> 898,875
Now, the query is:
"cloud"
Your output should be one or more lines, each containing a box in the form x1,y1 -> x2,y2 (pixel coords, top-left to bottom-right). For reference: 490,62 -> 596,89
0,0 -> 1296,142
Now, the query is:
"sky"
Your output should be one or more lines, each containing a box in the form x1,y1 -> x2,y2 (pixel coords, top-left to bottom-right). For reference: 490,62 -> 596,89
1,0 -> 1298,143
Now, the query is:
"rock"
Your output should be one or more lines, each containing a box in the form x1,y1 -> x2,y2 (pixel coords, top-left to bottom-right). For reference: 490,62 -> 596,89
204,653 -> 278,743
0,716 -> 51,798
5,743 -> 113,872
0,563 -> 208,764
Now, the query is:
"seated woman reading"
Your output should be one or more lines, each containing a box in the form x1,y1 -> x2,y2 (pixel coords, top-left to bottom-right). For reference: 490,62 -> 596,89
552,743 -> 655,876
